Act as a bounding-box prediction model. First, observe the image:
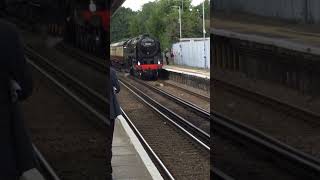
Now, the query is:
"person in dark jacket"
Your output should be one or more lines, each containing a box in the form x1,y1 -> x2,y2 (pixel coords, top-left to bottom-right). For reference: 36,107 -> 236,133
110,67 -> 121,120
107,67 -> 121,179
0,20 -> 39,179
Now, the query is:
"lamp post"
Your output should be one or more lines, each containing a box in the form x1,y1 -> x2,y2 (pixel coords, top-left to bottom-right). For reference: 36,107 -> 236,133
172,5 -> 182,40
202,0 -> 207,68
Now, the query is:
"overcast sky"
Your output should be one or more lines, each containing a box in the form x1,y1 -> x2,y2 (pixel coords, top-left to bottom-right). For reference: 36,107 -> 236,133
122,0 -> 206,11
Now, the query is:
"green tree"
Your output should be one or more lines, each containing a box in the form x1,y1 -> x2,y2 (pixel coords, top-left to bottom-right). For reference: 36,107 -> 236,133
110,7 -> 136,42
111,0 -> 210,49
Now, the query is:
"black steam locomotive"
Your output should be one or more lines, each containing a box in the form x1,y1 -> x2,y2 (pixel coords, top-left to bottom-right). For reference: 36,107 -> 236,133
111,34 -> 163,79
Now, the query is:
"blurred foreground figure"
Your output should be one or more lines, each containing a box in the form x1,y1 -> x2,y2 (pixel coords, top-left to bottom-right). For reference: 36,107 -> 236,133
107,67 -> 121,179
0,20 -> 44,180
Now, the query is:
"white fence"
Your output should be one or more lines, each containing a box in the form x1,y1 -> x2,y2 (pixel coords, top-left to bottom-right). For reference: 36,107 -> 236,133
172,38 -> 210,69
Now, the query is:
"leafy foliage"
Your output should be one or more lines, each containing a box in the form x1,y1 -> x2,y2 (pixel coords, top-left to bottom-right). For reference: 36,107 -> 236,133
111,0 -> 210,50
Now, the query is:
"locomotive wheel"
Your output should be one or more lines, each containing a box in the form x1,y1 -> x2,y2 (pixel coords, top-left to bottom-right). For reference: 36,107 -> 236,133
74,26 -> 78,47
153,71 -> 159,80
89,34 -> 92,52
53,24 -> 56,36
59,26 -> 63,36
50,24 -> 53,35
83,31 -> 87,50
80,31 -> 84,49
91,36 -> 95,53
94,32 -> 98,53
76,26 -> 80,48
130,68 -> 134,76
48,24 -> 52,35
137,71 -> 142,79
79,28 -> 83,49
75,26 -> 80,48
85,35 -> 89,52
80,29 -> 83,48
52,24 -> 55,36
55,24 -> 59,36
83,31 -> 87,51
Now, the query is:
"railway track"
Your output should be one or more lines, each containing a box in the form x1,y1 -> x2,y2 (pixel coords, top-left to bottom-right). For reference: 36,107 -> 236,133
25,46 -> 108,123
55,43 -> 211,179
212,111 -> 320,179
51,41 -> 320,179
24,48 -> 108,179
33,145 -> 60,180
213,77 -> 320,158
117,80 -> 210,179
158,80 -> 210,102
131,77 -> 209,117
0,17 -> 61,180
30,38 -> 318,178
24,45 -> 184,179
213,78 -> 320,123
119,76 -> 210,147
123,74 -> 320,179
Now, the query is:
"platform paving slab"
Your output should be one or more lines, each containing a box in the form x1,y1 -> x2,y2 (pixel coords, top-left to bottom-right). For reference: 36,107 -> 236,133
112,115 -> 163,180
163,65 -> 210,79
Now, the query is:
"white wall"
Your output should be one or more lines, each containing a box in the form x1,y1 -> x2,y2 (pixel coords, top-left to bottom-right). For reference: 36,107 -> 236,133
172,38 -> 210,69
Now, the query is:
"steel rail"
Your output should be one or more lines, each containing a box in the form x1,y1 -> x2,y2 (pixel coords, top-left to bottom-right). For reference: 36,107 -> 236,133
33,145 -> 61,180
56,43 -> 211,149
58,43 -> 210,120
213,78 -> 320,124
55,43 -> 238,179
133,77 -> 210,118
25,46 -> 109,123
211,167 -> 235,180
26,47 -> 173,180
212,111 -> 320,179
121,109 -> 175,180
55,44 -> 107,73
161,80 -> 210,101
120,80 -> 210,151
56,40 -> 320,178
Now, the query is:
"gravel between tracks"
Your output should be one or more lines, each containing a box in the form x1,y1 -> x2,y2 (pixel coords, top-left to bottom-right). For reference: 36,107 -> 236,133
20,30 -> 210,179
214,85 -> 320,160
122,75 -> 210,134
214,133 -> 300,180
22,68 -> 107,180
118,83 -> 210,180
146,80 -> 210,111
20,30 -> 107,98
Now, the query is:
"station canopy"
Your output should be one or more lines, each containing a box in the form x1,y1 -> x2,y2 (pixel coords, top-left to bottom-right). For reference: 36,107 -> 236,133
111,0 -> 126,14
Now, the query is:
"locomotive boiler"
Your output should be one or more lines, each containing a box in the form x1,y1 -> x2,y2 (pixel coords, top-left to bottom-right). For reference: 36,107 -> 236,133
111,34 -> 163,79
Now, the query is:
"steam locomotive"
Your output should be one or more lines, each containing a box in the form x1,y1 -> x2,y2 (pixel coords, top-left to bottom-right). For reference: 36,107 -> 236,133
2,0 -> 113,57
110,34 -> 163,79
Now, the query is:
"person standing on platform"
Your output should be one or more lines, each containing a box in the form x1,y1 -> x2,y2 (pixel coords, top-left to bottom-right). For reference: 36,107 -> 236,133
164,48 -> 170,65
0,20 -> 44,180
108,67 -> 121,179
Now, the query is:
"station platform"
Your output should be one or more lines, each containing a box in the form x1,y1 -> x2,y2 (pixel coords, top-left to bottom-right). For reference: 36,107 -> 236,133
212,12 -> 320,56
162,65 -> 210,79
162,65 -> 210,92
112,115 -> 163,180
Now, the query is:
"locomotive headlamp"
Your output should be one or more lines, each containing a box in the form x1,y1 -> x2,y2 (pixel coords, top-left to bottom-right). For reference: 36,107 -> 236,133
138,61 -> 141,66
158,60 -> 161,65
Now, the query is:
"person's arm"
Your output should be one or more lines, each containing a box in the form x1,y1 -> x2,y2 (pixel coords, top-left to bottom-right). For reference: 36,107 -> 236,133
111,69 -> 120,93
8,26 -> 33,101
111,69 -> 120,94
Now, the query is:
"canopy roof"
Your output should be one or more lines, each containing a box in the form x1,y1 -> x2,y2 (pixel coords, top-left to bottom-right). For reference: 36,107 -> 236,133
111,0 -> 126,15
